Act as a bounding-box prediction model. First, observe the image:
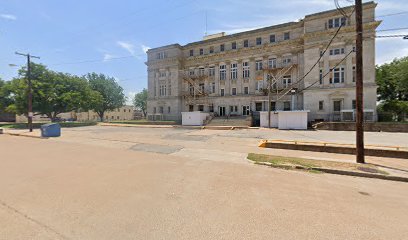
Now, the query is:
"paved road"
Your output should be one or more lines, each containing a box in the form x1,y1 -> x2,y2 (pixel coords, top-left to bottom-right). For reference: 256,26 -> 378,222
1,127 -> 408,239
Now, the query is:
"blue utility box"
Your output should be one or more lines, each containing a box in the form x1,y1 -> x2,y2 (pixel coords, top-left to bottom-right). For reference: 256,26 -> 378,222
41,123 -> 61,137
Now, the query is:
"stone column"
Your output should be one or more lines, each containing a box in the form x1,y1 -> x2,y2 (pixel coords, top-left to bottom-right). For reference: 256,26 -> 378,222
249,57 -> 256,94
226,61 -> 231,95
237,59 -> 243,94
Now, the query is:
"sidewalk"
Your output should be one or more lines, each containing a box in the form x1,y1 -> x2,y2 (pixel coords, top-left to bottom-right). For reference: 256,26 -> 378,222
1,129 -> 43,138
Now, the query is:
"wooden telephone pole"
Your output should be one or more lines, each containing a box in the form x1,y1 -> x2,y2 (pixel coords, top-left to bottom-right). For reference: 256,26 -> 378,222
15,52 -> 40,132
355,0 -> 365,163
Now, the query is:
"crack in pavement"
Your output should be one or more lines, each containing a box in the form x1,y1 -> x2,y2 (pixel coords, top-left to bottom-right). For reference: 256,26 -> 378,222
0,200 -> 70,240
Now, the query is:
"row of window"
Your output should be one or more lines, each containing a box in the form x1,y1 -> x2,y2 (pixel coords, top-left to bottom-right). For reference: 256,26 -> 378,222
319,66 -> 356,84
154,17 -> 348,61
112,108 -> 132,113
156,52 -> 167,60
189,58 -> 292,80
328,17 -> 347,29
318,100 -> 356,111
189,32 -> 291,57
153,106 -> 171,114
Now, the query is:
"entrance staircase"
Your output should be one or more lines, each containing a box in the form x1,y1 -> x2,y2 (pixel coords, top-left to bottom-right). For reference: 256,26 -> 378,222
206,116 -> 251,127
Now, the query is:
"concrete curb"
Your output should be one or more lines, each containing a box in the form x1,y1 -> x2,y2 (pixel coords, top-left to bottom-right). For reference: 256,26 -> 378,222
259,140 -> 408,159
3,132 -> 45,139
100,124 -> 252,130
249,159 -> 408,183
99,123 -> 175,128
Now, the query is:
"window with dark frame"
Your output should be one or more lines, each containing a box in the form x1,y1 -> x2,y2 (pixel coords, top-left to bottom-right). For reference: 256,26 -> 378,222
283,101 -> 291,111
270,34 -> 276,43
244,86 -> 249,94
284,32 -> 290,40
244,39 -> 249,47
255,102 -> 263,111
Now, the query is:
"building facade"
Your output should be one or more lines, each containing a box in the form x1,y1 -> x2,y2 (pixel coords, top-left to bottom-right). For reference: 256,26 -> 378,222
146,2 -> 380,123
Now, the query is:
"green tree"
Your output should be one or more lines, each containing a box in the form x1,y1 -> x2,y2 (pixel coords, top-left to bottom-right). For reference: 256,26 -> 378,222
6,63 -> 98,121
85,73 -> 125,121
376,56 -> 408,121
376,56 -> 408,101
133,88 -> 147,117
0,78 -> 7,111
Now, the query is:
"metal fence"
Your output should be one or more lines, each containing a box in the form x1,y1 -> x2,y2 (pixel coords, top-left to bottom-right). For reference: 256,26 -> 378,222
377,112 -> 407,122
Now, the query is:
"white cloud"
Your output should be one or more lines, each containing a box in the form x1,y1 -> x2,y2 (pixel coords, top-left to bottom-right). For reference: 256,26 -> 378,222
141,44 -> 151,53
117,41 -> 135,55
126,91 -> 141,105
103,53 -> 115,62
377,46 -> 408,65
0,14 -> 17,21
376,1 -> 408,12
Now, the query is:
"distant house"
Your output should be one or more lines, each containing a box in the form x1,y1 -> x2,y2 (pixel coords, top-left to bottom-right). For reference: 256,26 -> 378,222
15,106 -> 136,123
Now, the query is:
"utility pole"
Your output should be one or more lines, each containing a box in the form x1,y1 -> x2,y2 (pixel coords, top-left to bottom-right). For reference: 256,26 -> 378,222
267,74 -> 272,128
15,52 -> 40,132
355,0 -> 365,163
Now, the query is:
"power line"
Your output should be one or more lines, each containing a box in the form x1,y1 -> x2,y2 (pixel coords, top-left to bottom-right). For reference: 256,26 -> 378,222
48,54 -> 143,66
275,6 -> 355,101
375,34 -> 408,38
42,15 -> 408,67
376,27 -> 408,32
297,50 -> 354,94
39,0 -> 201,58
377,11 -> 408,18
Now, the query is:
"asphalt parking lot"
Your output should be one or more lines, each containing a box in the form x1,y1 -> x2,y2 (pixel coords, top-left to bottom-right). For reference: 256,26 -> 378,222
1,126 -> 408,239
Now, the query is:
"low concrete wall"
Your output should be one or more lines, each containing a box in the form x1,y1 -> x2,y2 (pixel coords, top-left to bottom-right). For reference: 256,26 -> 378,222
262,142 -> 408,159
315,122 -> 408,133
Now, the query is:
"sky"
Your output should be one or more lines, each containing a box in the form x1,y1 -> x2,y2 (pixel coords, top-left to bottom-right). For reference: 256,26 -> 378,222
1,0 -> 407,104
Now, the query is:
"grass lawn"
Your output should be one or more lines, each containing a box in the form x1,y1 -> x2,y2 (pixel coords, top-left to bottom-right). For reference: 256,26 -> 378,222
247,153 -> 388,175
0,122 -> 97,129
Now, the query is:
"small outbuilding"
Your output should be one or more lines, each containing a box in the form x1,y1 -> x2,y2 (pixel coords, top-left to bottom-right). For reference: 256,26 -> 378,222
260,110 -> 309,130
181,112 -> 210,126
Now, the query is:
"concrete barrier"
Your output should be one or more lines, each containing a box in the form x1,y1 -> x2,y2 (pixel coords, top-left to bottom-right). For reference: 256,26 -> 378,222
260,140 -> 408,159
314,122 -> 408,132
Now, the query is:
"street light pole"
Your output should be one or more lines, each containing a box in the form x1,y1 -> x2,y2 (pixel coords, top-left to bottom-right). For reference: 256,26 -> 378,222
267,74 -> 272,128
15,52 -> 40,132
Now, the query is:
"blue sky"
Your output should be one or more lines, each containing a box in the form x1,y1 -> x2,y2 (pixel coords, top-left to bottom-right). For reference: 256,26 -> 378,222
1,0 -> 407,103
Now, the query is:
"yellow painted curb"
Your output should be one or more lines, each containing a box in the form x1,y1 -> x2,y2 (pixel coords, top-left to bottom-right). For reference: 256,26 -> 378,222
258,140 -> 267,148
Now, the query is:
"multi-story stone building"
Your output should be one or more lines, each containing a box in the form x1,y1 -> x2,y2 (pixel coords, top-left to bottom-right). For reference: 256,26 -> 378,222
146,2 -> 380,124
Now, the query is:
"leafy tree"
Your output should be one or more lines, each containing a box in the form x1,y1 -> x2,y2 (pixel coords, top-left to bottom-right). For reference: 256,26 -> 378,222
6,63 -> 98,121
376,56 -> 408,121
85,73 -> 125,121
0,78 -> 8,111
376,56 -> 408,101
133,88 -> 147,117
